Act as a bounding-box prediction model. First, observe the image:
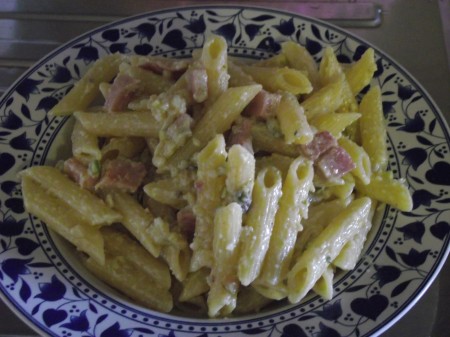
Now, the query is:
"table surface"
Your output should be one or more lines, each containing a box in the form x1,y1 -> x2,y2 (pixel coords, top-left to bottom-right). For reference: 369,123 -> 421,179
0,1 -> 449,336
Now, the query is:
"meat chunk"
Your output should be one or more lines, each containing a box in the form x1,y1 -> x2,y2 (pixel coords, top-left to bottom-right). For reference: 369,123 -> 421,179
104,74 -> 140,112
227,118 -> 254,154
186,65 -> 208,103
95,158 -> 147,193
316,146 -> 355,181
243,90 -> 281,120
63,157 -> 99,191
300,131 -> 338,161
177,207 -> 196,243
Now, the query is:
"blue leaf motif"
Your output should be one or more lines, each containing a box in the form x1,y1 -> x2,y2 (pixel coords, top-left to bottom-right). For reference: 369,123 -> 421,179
1,258 -> 32,282
398,83 -> 416,100
100,322 -> 133,337
0,153 -> 15,175
51,66 -> 72,83
19,278 -> 31,302
315,322 -> 341,337
399,112 -> 424,133
351,295 -> 389,321
399,147 -> 427,170
16,238 -> 40,255
353,45 -> 369,61
337,54 -> 352,64
1,180 -> 19,195
281,324 -> 308,337
21,104 -> 31,119
162,29 -> 187,49
383,100 -> 396,115
430,221 -> 450,240
213,23 -> 236,44
109,43 -> 129,54
43,308 -> 68,327
37,96 -> 58,112
397,221 -> 425,243
305,37 -> 322,55
314,300 -> 343,321
16,78 -> 43,100
311,24 -> 322,40
35,275 -> 66,301
62,310 -> 90,332
426,161 -> 450,185
76,46 -> 99,64
372,265 -> 401,287
374,58 -> 384,78
398,248 -> 429,267
185,14 -> 206,34
5,197 -> 24,213
250,14 -> 276,21
134,23 -> 156,41
0,110 -> 23,130
273,18 -> 295,36
10,132 -> 35,151
134,44 -> 153,55
245,24 -> 263,41
391,280 -> 412,297
102,29 -> 120,42
256,36 -> 281,53
385,245 -> 397,262
0,216 -> 26,237
412,189 -> 439,209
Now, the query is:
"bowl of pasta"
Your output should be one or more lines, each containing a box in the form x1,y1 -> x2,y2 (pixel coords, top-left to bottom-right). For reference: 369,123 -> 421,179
0,5 -> 449,337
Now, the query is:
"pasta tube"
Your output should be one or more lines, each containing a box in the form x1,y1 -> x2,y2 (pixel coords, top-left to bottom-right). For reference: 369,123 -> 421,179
238,167 -> 283,286
287,197 -> 372,303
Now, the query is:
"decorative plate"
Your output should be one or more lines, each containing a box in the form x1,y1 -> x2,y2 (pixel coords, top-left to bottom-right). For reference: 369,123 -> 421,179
0,6 -> 449,337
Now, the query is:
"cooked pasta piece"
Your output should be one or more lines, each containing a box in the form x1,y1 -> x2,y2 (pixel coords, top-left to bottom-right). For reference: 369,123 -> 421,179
257,157 -> 314,287
21,166 -> 121,226
190,135 -> 227,272
74,111 -> 160,138
238,166 -> 283,286
22,177 -> 105,265
287,197 -> 372,303
208,203 -> 243,317
359,85 -> 388,172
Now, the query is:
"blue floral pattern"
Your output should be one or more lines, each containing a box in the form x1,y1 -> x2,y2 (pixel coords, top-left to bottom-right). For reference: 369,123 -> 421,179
0,6 -> 449,337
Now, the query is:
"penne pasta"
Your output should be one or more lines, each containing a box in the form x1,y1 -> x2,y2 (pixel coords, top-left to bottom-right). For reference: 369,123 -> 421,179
208,203 -> 243,317
276,92 -> 314,145
21,166 -> 121,226
257,157 -> 314,287
74,111 -> 160,138
238,166 -> 283,286
22,177 -> 105,265
241,65 -> 312,95
287,197 -> 372,303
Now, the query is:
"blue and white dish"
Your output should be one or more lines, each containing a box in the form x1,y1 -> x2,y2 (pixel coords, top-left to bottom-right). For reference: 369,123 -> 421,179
1,6 -> 449,337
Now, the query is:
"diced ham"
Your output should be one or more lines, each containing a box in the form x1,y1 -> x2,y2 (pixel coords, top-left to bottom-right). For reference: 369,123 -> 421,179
315,146 -> 356,181
177,207 -> 196,242
243,90 -> 281,120
300,131 -> 338,161
186,66 -> 208,103
95,158 -> 147,193
104,74 -> 140,112
139,57 -> 190,79
228,118 -> 254,154
63,157 -> 98,191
